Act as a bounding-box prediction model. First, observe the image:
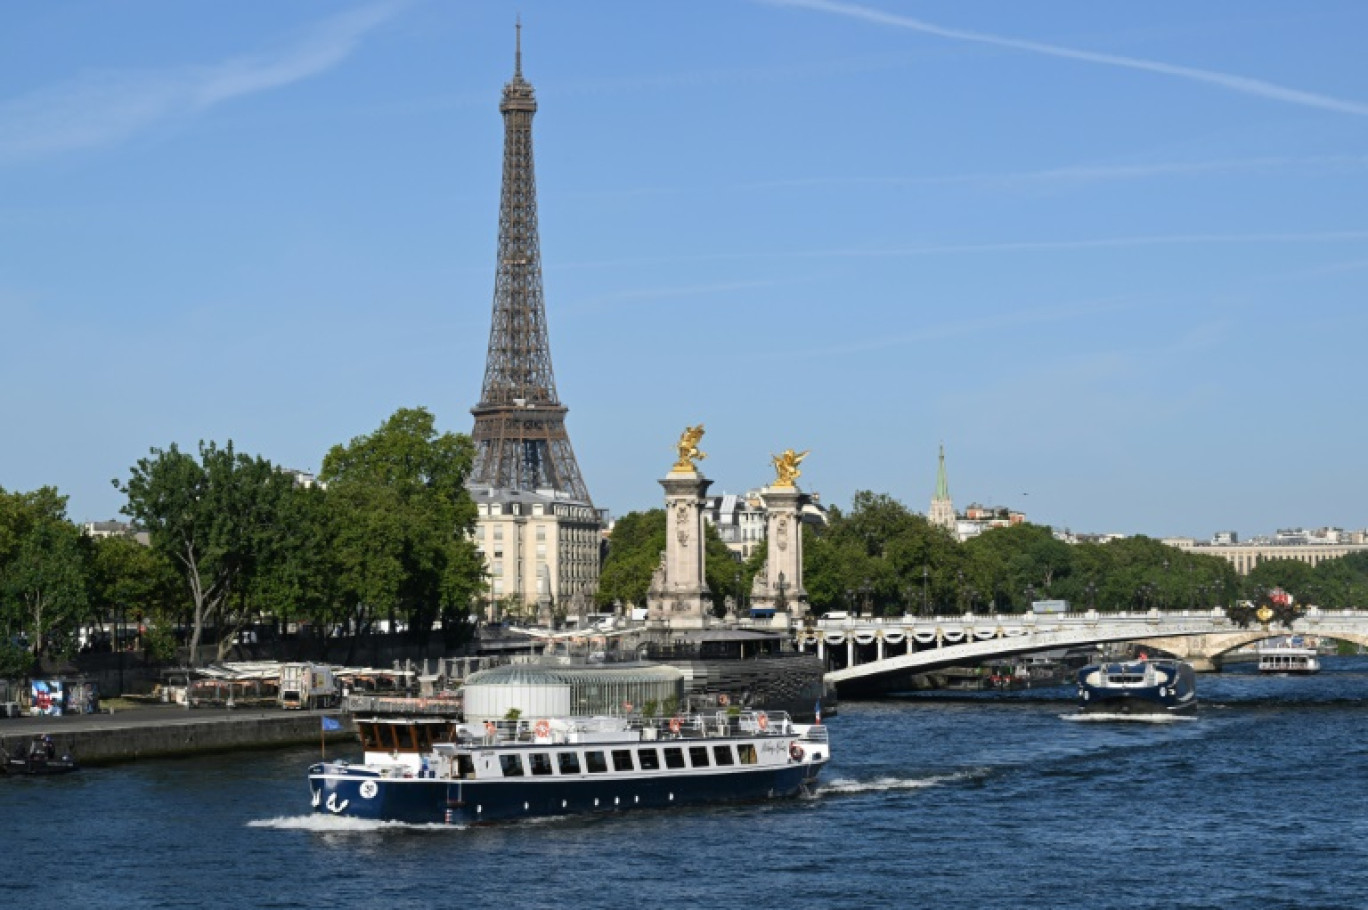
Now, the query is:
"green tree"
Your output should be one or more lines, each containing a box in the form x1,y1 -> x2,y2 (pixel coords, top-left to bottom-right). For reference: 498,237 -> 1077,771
243,483 -> 338,648
1245,559 -> 1318,601
89,533 -> 180,658
116,441 -> 297,665
0,486 -> 89,663
319,407 -> 482,648
964,523 -> 1075,611
1307,552 -> 1368,608
596,510 -> 665,609
803,491 -> 959,616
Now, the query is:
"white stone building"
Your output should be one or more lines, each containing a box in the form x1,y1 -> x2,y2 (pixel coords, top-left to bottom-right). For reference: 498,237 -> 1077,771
701,490 -> 828,560
470,488 -> 602,619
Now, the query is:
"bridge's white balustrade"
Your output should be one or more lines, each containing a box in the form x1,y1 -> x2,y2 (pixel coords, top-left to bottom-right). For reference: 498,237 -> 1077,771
799,608 -> 1368,685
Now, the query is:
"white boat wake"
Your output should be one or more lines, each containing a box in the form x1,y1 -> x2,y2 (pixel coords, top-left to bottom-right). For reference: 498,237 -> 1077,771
247,815 -> 466,832
820,767 -> 989,795
1060,712 -> 1197,724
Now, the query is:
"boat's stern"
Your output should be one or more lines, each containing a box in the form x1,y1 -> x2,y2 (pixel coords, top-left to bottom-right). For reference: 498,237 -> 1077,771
789,723 -> 832,788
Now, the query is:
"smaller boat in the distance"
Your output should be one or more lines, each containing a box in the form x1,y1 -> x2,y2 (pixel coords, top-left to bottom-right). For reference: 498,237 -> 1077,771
1076,656 -> 1196,716
2,735 -> 79,776
1257,637 -> 1321,675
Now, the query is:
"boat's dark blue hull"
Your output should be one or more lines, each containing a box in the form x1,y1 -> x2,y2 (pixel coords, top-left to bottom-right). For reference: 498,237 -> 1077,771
310,762 -> 824,825
1077,660 -> 1197,715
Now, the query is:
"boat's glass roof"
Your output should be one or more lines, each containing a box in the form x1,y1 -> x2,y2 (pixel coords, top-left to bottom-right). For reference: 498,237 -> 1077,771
466,663 -> 683,687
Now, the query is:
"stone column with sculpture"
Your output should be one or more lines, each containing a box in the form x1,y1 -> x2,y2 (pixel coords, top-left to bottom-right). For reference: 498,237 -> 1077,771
646,425 -> 714,630
753,448 -> 810,624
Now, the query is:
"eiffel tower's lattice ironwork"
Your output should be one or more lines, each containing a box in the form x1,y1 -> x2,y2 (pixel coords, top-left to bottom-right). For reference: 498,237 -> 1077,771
468,25 -> 593,504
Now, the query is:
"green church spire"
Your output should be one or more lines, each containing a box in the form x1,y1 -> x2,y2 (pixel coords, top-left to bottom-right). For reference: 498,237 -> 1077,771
934,444 -> 950,500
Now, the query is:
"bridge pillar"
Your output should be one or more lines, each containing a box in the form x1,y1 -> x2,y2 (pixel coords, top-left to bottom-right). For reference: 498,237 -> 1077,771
876,636 -> 884,661
847,638 -> 855,669
647,468 -> 713,629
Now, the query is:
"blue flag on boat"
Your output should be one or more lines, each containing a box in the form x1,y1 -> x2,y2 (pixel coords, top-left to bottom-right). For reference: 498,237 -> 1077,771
321,716 -> 342,732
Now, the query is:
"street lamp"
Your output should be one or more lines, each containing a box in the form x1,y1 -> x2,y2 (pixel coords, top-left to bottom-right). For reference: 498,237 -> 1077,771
734,571 -> 742,617
1025,583 -> 1036,613
860,578 -> 873,618
1085,582 -> 1097,612
775,571 -> 789,612
921,566 -> 930,618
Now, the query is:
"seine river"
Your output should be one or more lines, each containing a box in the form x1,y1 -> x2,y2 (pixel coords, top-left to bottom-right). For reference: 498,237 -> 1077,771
5,657 -> 1367,910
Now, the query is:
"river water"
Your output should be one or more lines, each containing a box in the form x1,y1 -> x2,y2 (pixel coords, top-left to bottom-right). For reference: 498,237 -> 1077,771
4,657 -> 1367,910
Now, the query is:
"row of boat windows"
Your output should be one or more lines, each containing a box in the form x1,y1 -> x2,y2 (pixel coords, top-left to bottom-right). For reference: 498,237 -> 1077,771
484,744 -> 759,778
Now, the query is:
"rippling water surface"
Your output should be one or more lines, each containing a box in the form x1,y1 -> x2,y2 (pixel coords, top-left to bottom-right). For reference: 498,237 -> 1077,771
5,657 -> 1368,910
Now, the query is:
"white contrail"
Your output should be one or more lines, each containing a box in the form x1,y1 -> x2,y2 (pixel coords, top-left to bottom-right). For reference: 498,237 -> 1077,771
0,1 -> 404,163
764,0 -> 1368,117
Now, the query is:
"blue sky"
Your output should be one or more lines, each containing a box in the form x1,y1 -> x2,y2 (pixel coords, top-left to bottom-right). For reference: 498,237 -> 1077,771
3,1 -> 1367,539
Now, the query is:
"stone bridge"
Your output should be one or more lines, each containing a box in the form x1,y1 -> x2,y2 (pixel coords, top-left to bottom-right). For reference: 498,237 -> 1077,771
798,607 -> 1368,696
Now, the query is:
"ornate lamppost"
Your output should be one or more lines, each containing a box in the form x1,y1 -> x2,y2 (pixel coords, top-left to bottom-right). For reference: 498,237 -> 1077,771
1025,583 -> 1036,613
921,566 -> 930,617
1085,581 -> 1097,612
859,578 -> 873,618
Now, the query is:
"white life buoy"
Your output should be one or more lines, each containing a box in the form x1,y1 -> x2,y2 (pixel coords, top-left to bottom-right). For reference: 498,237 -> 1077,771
669,717 -> 682,734
757,712 -> 769,732
534,719 -> 550,738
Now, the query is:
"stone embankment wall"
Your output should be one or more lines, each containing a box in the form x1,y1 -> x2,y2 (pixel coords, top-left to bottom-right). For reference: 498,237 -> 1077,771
0,710 -> 354,766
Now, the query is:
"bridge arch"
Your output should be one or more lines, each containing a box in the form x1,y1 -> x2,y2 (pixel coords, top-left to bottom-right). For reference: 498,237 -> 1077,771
806,608 -> 1368,695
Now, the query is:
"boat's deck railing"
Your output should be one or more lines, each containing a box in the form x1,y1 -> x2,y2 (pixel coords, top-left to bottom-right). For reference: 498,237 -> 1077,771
470,710 -> 809,746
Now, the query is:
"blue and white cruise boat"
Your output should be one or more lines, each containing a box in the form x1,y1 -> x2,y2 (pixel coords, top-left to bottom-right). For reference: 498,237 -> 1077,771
309,710 -> 829,824
1076,658 -> 1197,715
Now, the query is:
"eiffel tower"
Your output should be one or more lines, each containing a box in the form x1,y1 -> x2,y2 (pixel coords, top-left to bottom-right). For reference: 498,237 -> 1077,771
468,24 -> 593,505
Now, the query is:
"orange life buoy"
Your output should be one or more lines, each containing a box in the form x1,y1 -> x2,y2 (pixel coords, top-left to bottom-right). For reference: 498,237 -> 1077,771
717,693 -> 730,707
534,719 -> 550,738
757,711 -> 769,732
669,717 -> 682,734
789,742 -> 804,761
484,721 -> 496,737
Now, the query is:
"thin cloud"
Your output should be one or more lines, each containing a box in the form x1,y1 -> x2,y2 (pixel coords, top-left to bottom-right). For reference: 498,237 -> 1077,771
556,230 -> 1368,271
813,230 -> 1368,258
741,156 -> 1368,192
0,2 -> 403,164
763,0 -> 1368,116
